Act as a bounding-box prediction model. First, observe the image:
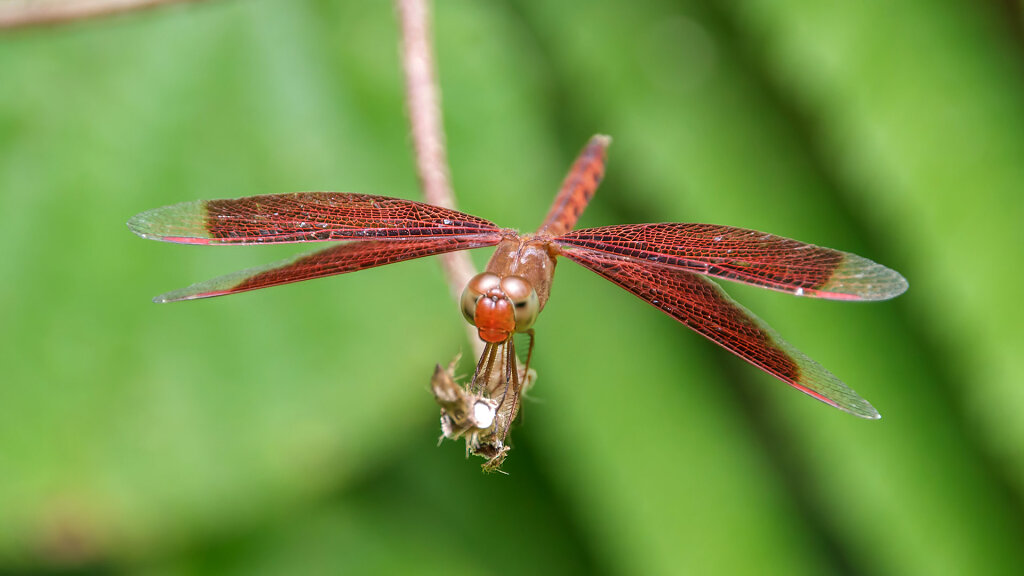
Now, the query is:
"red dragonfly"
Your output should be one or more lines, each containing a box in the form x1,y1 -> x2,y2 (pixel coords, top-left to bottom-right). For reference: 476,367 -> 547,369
129,135 -> 907,468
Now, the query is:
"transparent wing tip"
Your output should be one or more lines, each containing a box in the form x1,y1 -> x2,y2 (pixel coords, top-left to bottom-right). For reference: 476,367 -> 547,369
794,362 -> 882,420
841,396 -> 882,420
126,213 -> 159,240
152,292 -> 183,304
812,254 -> 908,301
127,201 -> 209,243
153,286 -> 230,303
153,291 -> 192,303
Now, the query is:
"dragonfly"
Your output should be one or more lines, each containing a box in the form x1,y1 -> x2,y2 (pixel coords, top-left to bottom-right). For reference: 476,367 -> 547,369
129,135 -> 907,470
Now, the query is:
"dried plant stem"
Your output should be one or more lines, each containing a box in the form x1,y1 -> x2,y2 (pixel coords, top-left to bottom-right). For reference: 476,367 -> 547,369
0,0 -> 204,30
396,0 -> 483,357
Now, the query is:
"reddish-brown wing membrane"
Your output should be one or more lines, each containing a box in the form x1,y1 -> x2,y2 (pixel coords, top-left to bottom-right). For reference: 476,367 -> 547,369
554,223 -> 907,301
151,237 -> 500,302
558,247 -> 882,418
128,192 -> 505,301
128,192 -> 501,245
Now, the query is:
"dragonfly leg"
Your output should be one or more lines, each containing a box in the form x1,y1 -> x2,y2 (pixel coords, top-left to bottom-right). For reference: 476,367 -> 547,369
471,342 -> 500,395
522,329 -> 535,377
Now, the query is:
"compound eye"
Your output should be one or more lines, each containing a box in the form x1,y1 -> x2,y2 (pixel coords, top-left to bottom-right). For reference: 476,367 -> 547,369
500,276 -> 539,332
460,273 -> 502,325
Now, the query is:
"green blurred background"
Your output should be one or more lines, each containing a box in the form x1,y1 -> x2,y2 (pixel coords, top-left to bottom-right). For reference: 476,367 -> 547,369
2,0 -> 1023,574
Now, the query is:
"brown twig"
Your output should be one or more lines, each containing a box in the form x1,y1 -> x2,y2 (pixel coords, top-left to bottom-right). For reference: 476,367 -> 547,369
0,0 -> 205,30
396,0 -> 483,357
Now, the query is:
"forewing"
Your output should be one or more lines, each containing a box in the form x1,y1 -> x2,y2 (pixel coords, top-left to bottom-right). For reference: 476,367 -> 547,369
554,223 -> 907,301
561,247 -> 880,419
154,236 -> 500,302
128,192 -> 501,245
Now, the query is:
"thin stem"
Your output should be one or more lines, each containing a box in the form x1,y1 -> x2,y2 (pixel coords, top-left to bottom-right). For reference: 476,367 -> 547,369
396,0 -> 483,357
0,0 -> 204,30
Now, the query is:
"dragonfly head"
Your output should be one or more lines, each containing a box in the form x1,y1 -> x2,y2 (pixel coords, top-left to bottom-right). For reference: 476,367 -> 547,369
461,272 -> 539,343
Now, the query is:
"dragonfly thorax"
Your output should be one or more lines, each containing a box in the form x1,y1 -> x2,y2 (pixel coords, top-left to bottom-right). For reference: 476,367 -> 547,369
460,272 -> 539,343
